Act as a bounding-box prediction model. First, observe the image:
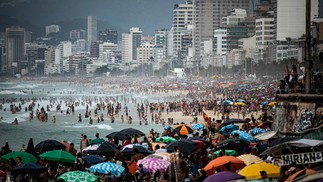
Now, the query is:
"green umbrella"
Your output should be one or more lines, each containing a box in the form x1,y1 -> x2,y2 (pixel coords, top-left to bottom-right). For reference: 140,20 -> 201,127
155,136 -> 177,143
1,151 -> 37,163
214,150 -> 236,157
40,150 -> 75,164
57,171 -> 98,182
89,138 -> 105,145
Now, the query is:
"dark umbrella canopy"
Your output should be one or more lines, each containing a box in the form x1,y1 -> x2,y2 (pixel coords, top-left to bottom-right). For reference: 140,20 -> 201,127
26,138 -> 37,156
203,171 -> 245,182
35,139 -> 66,153
222,118 -> 245,126
216,138 -> 250,152
121,144 -> 152,156
268,137 -> 297,147
11,163 -> 47,175
88,142 -> 118,155
119,128 -> 145,137
84,155 -> 105,165
166,139 -> 197,154
106,132 -> 129,140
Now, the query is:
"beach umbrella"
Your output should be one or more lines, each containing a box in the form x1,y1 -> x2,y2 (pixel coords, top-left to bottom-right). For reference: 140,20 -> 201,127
299,173 -> 323,182
285,168 -> 318,182
0,170 -> 6,182
155,136 -> 177,143
231,130 -> 254,142
215,138 -> 250,152
40,150 -> 76,164
204,156 -> 245,175
106,131 -> 128,140
254,131 -> 277,141
88,142 -> 118,156
268,102 -> 277,107
236,99 -> 245,102
214,150 -> 236,157
90,162 -> 125,176
237,154 -> 263,166
165,139 -> 197,154
222,100 -> 233,105
121,144 -> 153,156
11,163 -> 47,175
248,128 -> 266,136
82,144 -> 99,152
145,153 -> 172,161
1,151 -> 37,163
35,139 -> 66,153
268,137 -> 297,147
155,148 -> 167,153
191,123 -> 203,131
57,171 -> 98,182
83,155 -> 105,165
219,124 -> 239,135
173,124 -> 194,135
192,140 -> 206,149
26,138 -> 37,156
89,138 -> 105,145
203,171 -> 245,182
137,158 -> 171,173
120,128 -> 145,137
238,162 -> 280,180
234,102 -> 246,106
222,118 -> 245,126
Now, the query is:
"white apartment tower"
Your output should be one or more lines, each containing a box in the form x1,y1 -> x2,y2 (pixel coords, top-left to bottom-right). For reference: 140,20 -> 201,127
87,16 -> 97,44
193,0 -> 251,60
276,0 -> 318,41
122,27 -> 143,63
172,1 -> 194,57
137,42 -> 154,64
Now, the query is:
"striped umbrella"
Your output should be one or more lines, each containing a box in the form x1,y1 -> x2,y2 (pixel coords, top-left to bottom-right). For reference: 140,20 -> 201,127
191,123 -> 203,130
285,168 -> 317,182
57,171 -> 98,182
173,124 -> 194,135
237,154 -> 262,166
137,158 -> 170,173
231,130 -> 254,142
90,162 -> 125,176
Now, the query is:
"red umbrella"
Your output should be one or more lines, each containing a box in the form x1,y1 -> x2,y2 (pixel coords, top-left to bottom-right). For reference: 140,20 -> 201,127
0,170 -> 6,182
192,140 -> 206,149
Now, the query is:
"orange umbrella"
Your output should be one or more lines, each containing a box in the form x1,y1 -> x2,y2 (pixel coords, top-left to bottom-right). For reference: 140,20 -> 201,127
173,124 -> 194,135
285,168 -> 317,182
204,156 -> 246,175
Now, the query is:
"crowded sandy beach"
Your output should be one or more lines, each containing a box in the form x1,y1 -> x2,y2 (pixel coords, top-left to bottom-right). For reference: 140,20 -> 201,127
0,76 -> 322,182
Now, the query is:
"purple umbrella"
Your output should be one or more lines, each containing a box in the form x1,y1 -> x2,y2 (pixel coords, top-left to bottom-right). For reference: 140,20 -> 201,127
203,171 -> 245,182
137,158 -> 170,173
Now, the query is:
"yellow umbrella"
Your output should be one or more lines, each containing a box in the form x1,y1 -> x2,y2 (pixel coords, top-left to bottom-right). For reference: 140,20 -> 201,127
268,102 -> 277,107
235,102 -> 246,106
238,162 -> 280,180
237,154 -> 263,166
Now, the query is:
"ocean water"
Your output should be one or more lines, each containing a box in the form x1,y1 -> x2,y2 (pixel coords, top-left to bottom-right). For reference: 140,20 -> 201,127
0,81 -> 164,151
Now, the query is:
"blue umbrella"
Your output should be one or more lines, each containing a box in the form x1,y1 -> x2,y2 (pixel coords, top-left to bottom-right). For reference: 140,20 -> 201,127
164,125 -> 173,130
223,100 -> 233,105
248,128 -> 266,136
84,155 -> 105,165
191,123 -> 203,131
219,124 -> 239,135
90,162 -> 125,176
231,130 -> 254,142
236,99 -> 245,102
261,101 -> 268,105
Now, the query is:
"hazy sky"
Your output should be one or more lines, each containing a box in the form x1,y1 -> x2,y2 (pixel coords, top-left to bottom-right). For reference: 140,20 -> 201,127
0,0 -> 185,35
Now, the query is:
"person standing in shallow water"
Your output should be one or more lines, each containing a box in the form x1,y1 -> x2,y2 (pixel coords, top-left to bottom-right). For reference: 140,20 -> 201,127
80,135 -> 89,152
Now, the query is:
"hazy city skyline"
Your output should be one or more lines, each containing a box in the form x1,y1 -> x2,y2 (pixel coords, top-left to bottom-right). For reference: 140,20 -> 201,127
0,0 -> 185,36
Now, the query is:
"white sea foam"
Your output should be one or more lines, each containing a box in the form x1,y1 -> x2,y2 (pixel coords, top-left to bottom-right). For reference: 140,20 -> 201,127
0,112 -> 29,124
64,123 -> 113,130
11,84 -> 42,89
0,90 -> 28,95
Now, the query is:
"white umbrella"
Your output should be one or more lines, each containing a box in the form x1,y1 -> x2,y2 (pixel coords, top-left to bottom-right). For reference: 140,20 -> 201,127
82,145 -> 99,152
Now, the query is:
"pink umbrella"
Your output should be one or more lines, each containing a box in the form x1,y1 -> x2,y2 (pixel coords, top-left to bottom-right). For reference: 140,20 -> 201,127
137,158 -> 170,173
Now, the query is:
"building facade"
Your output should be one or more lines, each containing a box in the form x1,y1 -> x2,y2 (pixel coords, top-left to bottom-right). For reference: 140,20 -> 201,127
99,29 -> 118,44
6,27 -> 25,72
87,16 -> 98,44
45,25 -> 60,36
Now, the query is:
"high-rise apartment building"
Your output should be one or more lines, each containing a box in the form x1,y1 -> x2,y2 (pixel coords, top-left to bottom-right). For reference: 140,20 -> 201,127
122,27 -> 142,62
45,25 -> 60,36
6,27 -> 25,72
99,42 -> 118,62
172,1 -> 194,57
154,29 -> 169,62
137,42 -> 154,64
87,16 -> 97,44
99,29 -> 118,44
70,29 -> 86,40
193,0 -> 251,60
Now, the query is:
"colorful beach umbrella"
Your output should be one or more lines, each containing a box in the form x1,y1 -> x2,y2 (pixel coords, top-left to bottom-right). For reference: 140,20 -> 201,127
35,139 -> 66,153
234,102 -> 246,106
237,154 -> 263,166
238,162 -> 280,180
204,156 -> 245,175
191,123 -> 203,130
248,127 -> 266,136
90,162 -> 125,176
137,158 -> 171,173
40,150 -> 76,164
57,171 -> 98,182
231,130 -> 254,142
203,171 -> 245,182
173,124 -> 194,135
214,150 -> 236,157
1,151 -> 37,163
268,102 -> 277,107
219,124 -> 239,135
11,163 -> 47,175
144,153 -> 173,161
155,136 -> 177,143
285,168 -> 317,182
